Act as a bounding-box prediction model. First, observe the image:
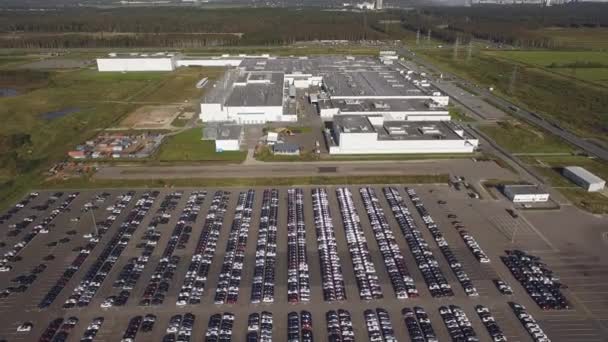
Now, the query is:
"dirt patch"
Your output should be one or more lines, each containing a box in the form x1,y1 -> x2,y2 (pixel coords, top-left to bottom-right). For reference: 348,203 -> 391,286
119,105 -> 183,130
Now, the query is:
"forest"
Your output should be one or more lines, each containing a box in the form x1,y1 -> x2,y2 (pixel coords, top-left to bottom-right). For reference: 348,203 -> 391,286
0,5 -> 607,48
0,8 -> 405,48
402,4 -> 608,47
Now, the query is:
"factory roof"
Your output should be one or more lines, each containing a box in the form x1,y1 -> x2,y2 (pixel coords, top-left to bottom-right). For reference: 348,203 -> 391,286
273,143 -> 300,153
225,72 -> 284,107
217,124 -> 242,140
331,98 -> 445,113
202,123 -> 241,141
377,121 -> 462,141
503,184 -> 549,195
564,166 -> 605,184
323,70 -> 437,97
334,115 -> 376,134
103,52 -> 177,59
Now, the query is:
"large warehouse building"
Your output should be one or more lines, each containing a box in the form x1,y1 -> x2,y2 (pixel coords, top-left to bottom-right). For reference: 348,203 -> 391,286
562,166 -> 606,192
96,52 -> 179,72
326,115 -> 478,154
200,70 -> 296,124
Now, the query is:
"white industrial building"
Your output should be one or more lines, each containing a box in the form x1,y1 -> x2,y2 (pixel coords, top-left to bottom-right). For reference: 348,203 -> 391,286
562,166 -> 606,192
200,71 -> 296,124
96,52 -> 179,72
326,115 -> 478,154
503,184 -> 550,203
202,124 -> 242,152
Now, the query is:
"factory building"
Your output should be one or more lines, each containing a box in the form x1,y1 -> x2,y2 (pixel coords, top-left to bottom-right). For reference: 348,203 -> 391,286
200,71 -> 296,124
503,185 -> 550,203
96,52 -> 179,72
327,115 -> 478,154
317,98 -> 449,121
202,124 -> 242,152
562,166 -> 606,192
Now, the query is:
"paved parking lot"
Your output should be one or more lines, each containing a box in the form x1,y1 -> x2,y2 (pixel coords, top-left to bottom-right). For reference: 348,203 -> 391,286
0,185 -> 607,342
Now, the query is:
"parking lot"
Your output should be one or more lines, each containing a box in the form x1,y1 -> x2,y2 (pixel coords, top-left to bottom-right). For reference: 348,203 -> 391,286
0,185 -> 607,342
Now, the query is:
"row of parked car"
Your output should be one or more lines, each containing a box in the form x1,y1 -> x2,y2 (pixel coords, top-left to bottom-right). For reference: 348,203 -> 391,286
205,312 -> 234,342
360,187 -> 418,299
80,317 -> 104,342
287,188 -> 311,303
336,187 -> 383,300
40,317 -> 79,342
364,308 -> 397,342
214,190 -> 255,304
251,189 -> 278,304
118,192 -> 183,293
510,302 -> 551,342
1,262 -> 47,297
287,310 -> 312,342
0,192 -> 38,224
475,305 -> 507,342
383,188 -> 453,297
406,187 -> 479,297
111,192 -> 183,304
1,192 -> 79,272
163,313 -> 195,342
178,191 -> 230,306
312,188 -> 346,302
445,212 -> 490,263
6,213 -> 37,237
139,192 -> 206,306
326,309 -> 354,342
39,191 -> 137,308
65,191 -> 158,308
247,311 -> 273,342
439,305 -> 479,342
402,306 -> 438,342
502,250 -> 569,310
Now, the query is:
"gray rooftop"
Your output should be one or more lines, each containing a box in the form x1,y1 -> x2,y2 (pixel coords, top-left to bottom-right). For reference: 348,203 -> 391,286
377,121 -> 461,141
503,184 -> 549,195
564,166 -> 605,184
225,72 -> 284,107
217,125 -> 242,140
273,143 -> 300,153
203,123 -> 241,141
334,115 -> 376,134
332,98 -> 444,113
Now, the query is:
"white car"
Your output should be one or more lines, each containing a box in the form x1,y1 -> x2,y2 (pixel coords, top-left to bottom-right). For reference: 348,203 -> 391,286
17,322 -> 33,332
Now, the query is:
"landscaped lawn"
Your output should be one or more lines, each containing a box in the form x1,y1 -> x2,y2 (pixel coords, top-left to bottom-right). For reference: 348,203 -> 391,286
157,128 -> 246,162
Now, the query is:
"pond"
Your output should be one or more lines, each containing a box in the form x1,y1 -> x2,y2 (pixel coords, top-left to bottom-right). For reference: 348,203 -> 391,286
0,88 -> 19,97
40,107 -> 80,120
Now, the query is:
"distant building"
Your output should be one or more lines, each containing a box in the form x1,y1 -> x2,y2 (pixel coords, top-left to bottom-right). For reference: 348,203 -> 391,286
503,184 -> 550,203
273,143 -> 300,156
96,52 -> 179,72
562,166 -> 606,192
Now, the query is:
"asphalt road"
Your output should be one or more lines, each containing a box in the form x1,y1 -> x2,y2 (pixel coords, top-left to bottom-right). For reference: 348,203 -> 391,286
398,47 -> 608,161
95,159 -> 517,182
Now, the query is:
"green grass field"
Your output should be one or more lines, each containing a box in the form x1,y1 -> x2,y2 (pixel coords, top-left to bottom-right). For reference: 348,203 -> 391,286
536,27 -> 608,50
487,50 -> 608,86
0,65 -> 222,209
480,120 -> 573,154
157,128 -> 246,162
41,173 -> 450,190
